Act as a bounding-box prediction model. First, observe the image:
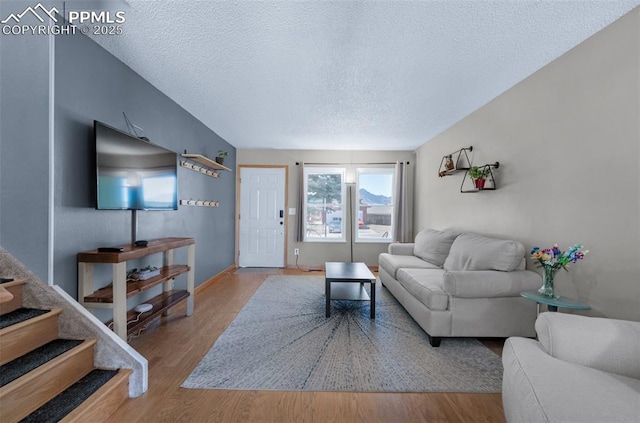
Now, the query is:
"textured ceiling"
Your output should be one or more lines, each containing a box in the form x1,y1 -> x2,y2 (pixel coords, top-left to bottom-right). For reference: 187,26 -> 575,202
89,1 -> 640,151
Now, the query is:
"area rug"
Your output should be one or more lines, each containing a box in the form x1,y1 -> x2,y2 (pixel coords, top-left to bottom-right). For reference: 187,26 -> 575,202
182,275 -> 503,392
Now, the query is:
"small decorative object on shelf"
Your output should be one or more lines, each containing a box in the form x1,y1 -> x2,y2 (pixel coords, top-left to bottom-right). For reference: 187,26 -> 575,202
469,166 -> 491,189
216,150 -> 229,165
438,146 -> 472,177
530,244 -> 589,298
461,162 -> 499,192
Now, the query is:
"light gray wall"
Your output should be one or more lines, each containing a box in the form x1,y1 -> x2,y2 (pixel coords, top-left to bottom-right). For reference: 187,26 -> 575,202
52,31 -> 236,300
237,149 -> 414,268
414,9 -> 640,320
0,4 -> 51,280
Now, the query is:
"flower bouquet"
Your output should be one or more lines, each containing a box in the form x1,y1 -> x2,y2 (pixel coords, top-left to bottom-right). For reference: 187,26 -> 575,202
530,244 -> 588,297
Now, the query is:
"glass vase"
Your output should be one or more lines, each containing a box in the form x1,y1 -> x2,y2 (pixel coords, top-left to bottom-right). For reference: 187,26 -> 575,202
538,267 -> 557,298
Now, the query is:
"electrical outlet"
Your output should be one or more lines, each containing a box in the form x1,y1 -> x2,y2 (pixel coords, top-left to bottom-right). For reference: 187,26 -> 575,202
294,248 -> 299,256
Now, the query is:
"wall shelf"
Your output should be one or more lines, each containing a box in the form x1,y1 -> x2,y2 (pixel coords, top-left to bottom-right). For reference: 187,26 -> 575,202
181,153 -> 231,172
438,146 -> 472,177
461,162 -> 500,192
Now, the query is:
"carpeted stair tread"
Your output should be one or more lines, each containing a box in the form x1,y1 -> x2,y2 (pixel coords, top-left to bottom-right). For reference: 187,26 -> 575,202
0,339 -> 84,387
0,308 -> 49,330
20,369 -> 118,423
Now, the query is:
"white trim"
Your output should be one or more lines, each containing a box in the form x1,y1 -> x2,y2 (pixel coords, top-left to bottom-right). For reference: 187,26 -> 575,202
47,31 -> 55,286
53,285 -> 149,397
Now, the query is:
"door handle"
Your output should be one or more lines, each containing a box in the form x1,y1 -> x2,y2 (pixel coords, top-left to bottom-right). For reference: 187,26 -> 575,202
279,210 -> 284,218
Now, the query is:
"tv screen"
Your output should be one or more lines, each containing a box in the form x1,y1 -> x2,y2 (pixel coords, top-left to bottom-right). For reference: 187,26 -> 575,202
95,120 -> 178,210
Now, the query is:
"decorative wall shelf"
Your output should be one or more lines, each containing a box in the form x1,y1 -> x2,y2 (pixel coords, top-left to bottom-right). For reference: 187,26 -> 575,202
461,162 -> 500,192
181,153 -> 231,173
438,146 -> 472,177
180,151 -> 228,208
179,199 -> 219,207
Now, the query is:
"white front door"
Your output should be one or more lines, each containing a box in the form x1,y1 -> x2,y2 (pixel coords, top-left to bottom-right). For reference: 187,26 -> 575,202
239,167 -> 286,267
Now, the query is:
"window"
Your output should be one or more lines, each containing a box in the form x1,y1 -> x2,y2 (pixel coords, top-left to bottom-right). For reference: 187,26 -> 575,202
303,167 -> 346,242
356,167 -> 395,242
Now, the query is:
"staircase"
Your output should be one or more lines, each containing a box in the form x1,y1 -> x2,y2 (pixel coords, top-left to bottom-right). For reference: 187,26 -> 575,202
0,279 -> 131,422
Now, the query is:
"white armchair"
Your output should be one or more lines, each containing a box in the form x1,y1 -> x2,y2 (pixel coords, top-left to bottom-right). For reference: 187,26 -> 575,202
502,312 -> 640,422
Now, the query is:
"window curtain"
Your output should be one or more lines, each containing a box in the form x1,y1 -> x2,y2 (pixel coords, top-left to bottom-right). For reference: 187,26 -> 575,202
296,162 -> 305,242
393,161 -> 412,242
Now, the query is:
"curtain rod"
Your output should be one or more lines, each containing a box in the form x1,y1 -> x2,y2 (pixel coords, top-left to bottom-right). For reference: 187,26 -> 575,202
295,161 -> 410,165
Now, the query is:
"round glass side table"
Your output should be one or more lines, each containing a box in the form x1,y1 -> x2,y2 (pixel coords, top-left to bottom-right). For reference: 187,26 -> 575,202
521,291 -> 591,314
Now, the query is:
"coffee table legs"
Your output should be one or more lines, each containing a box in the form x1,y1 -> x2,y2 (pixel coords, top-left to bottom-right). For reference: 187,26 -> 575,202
370,282 -> 375,319
325,279 -> 375,319
325,279 -> 331,318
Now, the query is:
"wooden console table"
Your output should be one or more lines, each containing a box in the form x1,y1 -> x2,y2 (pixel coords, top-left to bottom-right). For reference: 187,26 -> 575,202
77,237 -> 195,341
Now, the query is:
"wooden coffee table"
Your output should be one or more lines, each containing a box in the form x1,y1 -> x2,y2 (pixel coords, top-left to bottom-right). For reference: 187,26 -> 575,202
325,262 -> 376,319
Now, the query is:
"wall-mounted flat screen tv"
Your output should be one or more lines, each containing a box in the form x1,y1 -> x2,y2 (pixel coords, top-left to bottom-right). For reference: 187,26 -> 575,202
95,120 -> 178,210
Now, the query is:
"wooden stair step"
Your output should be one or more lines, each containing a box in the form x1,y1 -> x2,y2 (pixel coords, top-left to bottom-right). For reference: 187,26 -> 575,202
0,339 -> 84,387
0,308 -> 62,366
0,339 -> 96,422
20,368 -> 123,423
0,279 -> 26,314
0,307 -> 49,330
60,368 -> 132,423
0,286 -> 13,303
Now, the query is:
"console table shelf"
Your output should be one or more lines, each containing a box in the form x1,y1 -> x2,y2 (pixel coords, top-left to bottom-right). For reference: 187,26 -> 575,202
105,289 -> 189,336
83,265 -> 189,304
78,237 -> 195,341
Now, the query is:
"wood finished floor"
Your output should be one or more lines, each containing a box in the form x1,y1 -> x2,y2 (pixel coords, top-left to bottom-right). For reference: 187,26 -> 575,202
110,269 -> 506,423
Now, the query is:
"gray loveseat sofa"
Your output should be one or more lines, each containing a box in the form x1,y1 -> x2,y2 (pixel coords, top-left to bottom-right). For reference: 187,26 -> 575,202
502,312 -> 640,422
378,229 -> 541,346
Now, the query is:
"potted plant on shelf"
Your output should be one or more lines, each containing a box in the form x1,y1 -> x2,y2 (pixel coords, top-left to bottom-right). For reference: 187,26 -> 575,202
469,166 -> 491,189
215,150 -> 228,165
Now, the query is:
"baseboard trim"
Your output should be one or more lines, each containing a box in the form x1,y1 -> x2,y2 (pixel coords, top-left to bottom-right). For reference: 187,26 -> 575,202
195,264 -> 237,295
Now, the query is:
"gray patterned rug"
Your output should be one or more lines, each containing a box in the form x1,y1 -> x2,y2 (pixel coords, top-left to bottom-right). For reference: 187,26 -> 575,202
182,275 -> 503,392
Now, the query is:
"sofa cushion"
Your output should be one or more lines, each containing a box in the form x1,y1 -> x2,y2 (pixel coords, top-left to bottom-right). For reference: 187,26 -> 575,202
396,268 -> 448,311
443,270 -> 542,298
378,253 -> 440,279
443,233 -> 525,272
413,229 -> 458,267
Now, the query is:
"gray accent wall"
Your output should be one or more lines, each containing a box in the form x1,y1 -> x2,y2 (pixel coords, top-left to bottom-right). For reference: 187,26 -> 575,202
0,5 -> 51,280
53,31 -> 235,299
1,21 -> 236,300
413,9 -> 640,321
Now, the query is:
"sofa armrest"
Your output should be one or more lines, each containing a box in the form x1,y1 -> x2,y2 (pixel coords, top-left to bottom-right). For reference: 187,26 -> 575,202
536,312 -> 640,379
443,269 -> 541,298
502,336 -> 640,423
388,243 -> 415,255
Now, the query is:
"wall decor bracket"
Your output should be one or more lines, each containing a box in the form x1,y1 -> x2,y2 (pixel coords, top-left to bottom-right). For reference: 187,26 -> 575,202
179,199 -> 219,207
461,162 -> 500,192
438,146 -> 473,177
180,159 -> 220,178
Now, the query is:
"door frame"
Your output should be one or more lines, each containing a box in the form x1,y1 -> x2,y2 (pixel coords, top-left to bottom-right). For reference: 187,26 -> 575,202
236,165 -> 289,267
